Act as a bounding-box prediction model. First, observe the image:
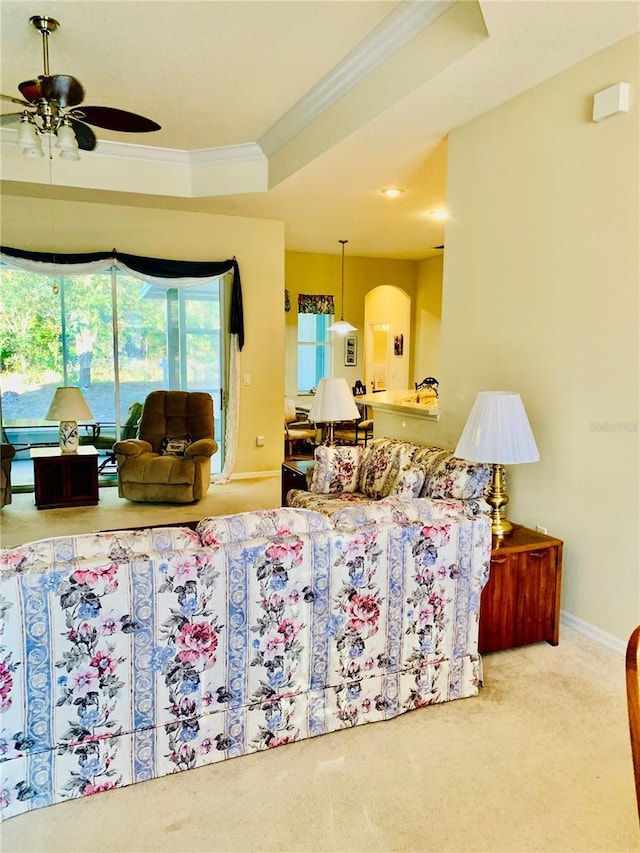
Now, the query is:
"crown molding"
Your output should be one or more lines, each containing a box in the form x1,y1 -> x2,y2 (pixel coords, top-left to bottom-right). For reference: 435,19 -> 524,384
189,143 -> 265,166
0,128 -> 268,197
258,0 -> 454,157
0,128 -> 265,167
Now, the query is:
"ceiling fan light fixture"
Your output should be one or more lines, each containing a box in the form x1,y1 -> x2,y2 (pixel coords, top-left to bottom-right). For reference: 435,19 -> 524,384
17,114 -> 38,147
19,116 -> 44,157
24,143 -> 45,158
2,14 -> 160,161
327,239 -> 358,336
56,119 -> 78,152
59,146 -> 81,162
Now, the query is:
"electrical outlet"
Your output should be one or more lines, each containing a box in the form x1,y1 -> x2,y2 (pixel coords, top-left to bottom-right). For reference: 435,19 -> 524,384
243,374 -> 251,386
536,524 -> 548,535
256,435 -> 264,447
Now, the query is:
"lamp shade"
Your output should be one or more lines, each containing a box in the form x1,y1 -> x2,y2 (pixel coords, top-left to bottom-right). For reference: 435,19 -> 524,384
327,318 -> 357,336
454,391 -> 539,464
45,386 -> 94,422
309,378 -> 360,423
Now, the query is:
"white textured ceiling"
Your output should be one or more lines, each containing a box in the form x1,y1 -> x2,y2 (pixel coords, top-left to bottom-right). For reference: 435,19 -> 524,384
1,1 -> 638,259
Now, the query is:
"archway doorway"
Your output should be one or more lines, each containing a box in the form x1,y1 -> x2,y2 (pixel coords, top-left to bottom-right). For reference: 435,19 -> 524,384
364,285 -> 411,392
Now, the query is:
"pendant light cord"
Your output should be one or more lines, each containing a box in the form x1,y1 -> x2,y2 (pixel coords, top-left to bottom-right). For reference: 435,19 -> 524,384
339,239 -> 348,320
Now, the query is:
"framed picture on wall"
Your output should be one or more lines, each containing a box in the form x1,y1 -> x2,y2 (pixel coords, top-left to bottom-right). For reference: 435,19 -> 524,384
345,335 -> 357,366
394,333 -> 404,356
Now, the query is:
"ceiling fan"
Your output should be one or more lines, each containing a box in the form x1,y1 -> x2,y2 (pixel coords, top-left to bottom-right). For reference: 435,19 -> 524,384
1,14 -> 161,159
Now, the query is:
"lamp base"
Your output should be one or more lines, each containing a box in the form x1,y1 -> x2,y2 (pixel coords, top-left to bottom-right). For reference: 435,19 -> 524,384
486,463 -> 513,538
323,422 -> 337,446
59,420 -> 79,453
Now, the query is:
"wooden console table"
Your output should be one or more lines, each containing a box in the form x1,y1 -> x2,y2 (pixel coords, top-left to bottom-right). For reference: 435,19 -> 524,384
479,524 -> 563,653
31,445 -> 99,510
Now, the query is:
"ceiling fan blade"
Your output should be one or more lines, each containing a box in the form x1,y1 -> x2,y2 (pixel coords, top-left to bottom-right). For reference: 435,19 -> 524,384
19,74 -> 84,107
68,117 -> 96,151
1,93 -> 31,108
17,78 -> 42,103
0,112 -> 24,126
78,106 -> 161,133
49,74 -> 84,108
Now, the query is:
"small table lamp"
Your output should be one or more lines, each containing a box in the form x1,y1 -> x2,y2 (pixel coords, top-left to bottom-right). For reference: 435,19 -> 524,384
309,377 -> 360,445
45,386 -> 94,453
455,391 -> 539,538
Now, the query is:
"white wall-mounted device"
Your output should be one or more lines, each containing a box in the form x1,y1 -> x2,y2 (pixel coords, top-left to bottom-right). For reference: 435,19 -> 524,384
592,82 -> 630,122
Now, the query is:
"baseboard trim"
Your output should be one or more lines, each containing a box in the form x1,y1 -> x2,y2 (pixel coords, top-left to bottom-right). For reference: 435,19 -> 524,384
229,470 -> 280,481
560,610 -> 626,655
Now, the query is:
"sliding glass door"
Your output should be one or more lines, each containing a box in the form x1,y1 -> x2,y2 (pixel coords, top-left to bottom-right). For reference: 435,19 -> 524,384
116,276 -> 225,468
0,266 -> 226,484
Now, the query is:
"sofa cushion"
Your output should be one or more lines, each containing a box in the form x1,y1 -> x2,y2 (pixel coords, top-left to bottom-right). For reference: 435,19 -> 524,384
359,438 -> 419,499
424,455 -> 491,500
410,446 -> 451,489
197,507 -> 330,546
0,527 -> 202,574
390,466 -> 426,499
331,496 -> 492,531
118,452 -> 196,485
286,490 -> 370,514
310,445 -> 362,494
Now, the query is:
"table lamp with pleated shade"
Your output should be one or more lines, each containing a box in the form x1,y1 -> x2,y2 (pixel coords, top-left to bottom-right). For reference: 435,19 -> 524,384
309,377 -> 360,445
455,391 -> 539,538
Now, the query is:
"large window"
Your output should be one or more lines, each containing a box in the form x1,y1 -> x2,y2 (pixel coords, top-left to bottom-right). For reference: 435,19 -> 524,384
0,267 -> 225,477
297,313 -> 332,393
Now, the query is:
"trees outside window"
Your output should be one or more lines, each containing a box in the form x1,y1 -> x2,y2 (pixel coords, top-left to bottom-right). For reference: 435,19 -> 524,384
0,268 -> 224,475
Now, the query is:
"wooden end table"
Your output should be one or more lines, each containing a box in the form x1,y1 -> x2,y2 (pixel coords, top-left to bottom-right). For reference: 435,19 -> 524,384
31,445 -> 99,510
479,524 -> 563,653
281,459 -> 314,506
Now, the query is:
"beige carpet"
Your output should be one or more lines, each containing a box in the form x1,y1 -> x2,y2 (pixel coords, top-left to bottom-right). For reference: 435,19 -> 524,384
0,476 -> 281,550
1,480 -> 638,852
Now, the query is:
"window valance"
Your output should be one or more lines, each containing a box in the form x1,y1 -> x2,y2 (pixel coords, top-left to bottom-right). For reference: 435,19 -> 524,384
298,293 -> 335,315
0,246 -> 245,350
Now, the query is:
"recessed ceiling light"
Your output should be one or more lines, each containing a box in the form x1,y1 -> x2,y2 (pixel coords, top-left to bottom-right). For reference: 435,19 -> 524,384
430,209 -> 448,219
380,188 -> 404,197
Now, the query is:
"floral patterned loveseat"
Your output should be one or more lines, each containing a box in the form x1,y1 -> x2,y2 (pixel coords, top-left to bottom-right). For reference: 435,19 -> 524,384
286,437 -> 491,516
1,501 -> 491,821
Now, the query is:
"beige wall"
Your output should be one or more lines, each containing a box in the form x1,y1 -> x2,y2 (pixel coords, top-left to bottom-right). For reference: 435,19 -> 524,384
284,251 -> 417,401
1,195 -> 285,474
415,254 -> 443,382
434,34 -> 640,643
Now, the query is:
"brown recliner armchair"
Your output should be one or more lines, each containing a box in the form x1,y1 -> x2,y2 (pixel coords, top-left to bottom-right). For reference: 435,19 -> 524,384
113,391 -> 217,503
1,443 -> 16,507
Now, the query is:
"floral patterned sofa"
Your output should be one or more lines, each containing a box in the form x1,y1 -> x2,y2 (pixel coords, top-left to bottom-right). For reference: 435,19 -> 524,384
0,501 -> 491,821
286,437 -> 491,516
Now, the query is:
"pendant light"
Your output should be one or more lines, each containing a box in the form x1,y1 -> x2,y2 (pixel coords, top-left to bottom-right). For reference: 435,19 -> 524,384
328,239 -> 357,335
